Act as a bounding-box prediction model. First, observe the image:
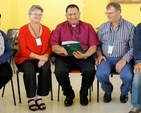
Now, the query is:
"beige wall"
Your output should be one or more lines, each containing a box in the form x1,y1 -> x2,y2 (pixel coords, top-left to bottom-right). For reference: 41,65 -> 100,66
0,0 -> 141,33
83,0 -> 141,29
17,0 -> 83,31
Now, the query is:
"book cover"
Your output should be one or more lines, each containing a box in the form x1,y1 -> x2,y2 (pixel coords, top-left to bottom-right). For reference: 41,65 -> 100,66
62,41 -> 85,55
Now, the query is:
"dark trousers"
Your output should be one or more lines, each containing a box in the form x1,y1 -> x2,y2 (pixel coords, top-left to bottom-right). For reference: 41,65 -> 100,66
16,60 -> 51,98
0,62 -> 12,89
54,55 -> 95,97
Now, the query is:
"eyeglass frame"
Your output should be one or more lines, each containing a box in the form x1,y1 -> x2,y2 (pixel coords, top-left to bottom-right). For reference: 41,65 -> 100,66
31,13 -> 42,17
104,10 -> 118,15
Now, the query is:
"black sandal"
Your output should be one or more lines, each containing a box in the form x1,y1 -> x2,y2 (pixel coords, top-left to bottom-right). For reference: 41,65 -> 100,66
35,98 -> 46,110
28,99 -> 38,111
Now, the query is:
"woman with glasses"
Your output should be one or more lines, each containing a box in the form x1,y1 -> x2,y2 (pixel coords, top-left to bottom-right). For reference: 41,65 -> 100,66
15,5 -> 52,111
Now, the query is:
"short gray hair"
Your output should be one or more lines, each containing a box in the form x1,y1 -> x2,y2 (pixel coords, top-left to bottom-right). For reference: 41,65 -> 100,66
28,5 -> 43,15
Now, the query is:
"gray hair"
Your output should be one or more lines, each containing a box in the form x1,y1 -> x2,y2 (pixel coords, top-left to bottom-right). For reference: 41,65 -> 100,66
28,5 -> 43,15
106,2 -> 121,12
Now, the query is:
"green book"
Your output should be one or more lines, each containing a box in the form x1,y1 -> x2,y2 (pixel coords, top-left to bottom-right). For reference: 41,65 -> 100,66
62,41 -> 85,55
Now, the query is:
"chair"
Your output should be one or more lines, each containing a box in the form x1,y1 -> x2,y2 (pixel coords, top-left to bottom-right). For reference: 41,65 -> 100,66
16,70 -> 53,103
7,29 -> 19,47
57,69 -> 92,102
96,71 -> 119,102
7,29 -> 19,73
1,78 -> 16,106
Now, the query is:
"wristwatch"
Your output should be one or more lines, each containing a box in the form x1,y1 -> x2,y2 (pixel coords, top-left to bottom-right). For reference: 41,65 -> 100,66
84,53 -> 88,59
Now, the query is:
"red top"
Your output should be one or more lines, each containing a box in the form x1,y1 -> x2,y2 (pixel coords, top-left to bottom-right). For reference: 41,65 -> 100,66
15,24 -> 51,64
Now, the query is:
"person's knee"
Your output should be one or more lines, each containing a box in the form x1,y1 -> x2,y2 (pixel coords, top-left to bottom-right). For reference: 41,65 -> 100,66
25,68 -> 35,74
96,69 -> 107,80
121,73 -> 133,83
54,67 -> 67,78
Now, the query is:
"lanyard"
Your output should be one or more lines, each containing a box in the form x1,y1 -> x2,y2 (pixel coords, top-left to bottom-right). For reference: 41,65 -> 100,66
68,23 -> 80,41
30,24 -> 41,38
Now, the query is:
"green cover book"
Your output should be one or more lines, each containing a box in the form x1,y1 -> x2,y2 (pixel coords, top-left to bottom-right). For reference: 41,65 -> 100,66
62,41 -> 85,55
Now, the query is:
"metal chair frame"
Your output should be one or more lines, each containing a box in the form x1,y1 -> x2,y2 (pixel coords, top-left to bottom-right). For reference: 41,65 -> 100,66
1,78 -> 16,106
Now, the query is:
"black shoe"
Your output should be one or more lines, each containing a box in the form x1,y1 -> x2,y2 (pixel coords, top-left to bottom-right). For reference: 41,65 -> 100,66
80,96 -> 88,106
120,94 -> 128,103
64,97 -> 73,107
64,93 -> 75,107
103,93 -> 112,103
129,108 -> 141,113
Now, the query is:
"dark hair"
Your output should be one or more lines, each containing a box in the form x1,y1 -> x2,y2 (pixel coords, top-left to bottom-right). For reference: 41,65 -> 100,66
66,4 -> 79,13
0,14 -> 1,18
106,2 -> 121,12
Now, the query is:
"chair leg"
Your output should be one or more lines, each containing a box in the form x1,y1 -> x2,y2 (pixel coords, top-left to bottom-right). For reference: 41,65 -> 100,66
97,80 -> 99,102
1,79 -> 16,106
89,86 -> 91,102
10,79 -> 16,106
16,70 -> 21,103
91,84 -> 93,91
57,84 -> 60,101
9,56 -> 15,74
50,75 -> 53,101
1,85 -> 5,97
11,57 -> 15,74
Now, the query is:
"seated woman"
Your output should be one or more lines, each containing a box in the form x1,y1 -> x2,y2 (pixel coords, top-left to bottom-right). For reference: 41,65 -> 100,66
0,14 -> 13,90
15,5 -> 52,111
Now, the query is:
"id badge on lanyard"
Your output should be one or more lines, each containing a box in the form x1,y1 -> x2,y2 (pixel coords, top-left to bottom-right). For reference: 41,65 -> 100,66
108,42 -> 113,54
36,38 -> 42,46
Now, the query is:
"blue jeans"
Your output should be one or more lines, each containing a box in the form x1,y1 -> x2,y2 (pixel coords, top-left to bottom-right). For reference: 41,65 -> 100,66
96,57 -> 133,95
131,73 -> 141,108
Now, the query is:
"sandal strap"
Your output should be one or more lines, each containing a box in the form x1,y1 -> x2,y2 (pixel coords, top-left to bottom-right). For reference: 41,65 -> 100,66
36,98 -> 46,110
38,103 -> 45,106
36,98 -> 43,102
28,99 -> 38,111
28,99 -> 35,103
29,103 -> 37,107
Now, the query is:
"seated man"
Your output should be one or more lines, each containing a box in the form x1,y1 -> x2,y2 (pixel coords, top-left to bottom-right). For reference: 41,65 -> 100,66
96,2 -> 134,103
129,22 -> 141,113
0,14 -> 13,90
50,4 -> 99,106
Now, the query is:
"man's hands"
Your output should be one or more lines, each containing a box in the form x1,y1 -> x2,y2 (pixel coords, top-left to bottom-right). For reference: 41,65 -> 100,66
134,63 -> 141,73
96,54 -> 127,73
115,59 -> 126,73
95,54 -> 106,66
72,51 -> 87,59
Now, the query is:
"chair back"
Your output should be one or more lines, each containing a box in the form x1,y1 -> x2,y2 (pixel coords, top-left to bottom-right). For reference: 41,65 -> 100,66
7,29 -> 19,47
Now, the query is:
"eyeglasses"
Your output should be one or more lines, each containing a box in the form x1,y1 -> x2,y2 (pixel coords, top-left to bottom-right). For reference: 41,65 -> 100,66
31,13 -> 42,17
105,11 -> 117,15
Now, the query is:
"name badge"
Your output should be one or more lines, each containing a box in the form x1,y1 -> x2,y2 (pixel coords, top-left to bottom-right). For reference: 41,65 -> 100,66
36,38 -> 42,46
108,45 -> 113,54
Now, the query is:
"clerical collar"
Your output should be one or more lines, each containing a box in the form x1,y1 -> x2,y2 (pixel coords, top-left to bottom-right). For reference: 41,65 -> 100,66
72,24 -> 76,27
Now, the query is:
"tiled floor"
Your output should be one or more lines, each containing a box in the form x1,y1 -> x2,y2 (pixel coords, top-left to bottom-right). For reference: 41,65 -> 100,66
0,64 -> 132,113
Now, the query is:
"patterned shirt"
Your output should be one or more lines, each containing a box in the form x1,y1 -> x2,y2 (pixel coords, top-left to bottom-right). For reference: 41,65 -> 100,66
97,17 -> 134,62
